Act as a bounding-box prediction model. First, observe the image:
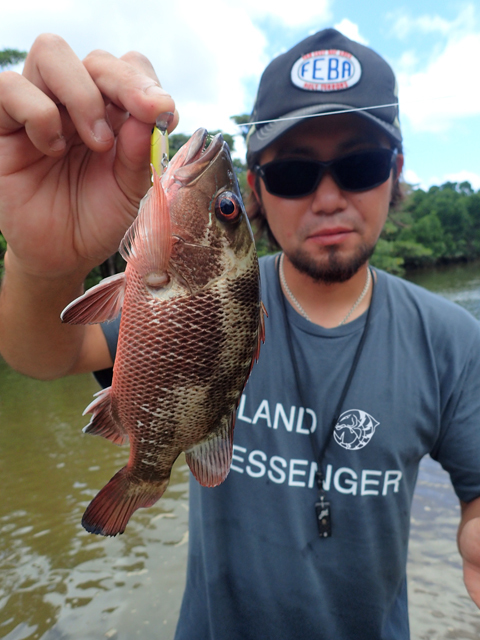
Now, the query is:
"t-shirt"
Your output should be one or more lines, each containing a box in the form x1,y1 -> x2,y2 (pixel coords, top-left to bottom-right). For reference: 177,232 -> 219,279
101,255 -> 480,640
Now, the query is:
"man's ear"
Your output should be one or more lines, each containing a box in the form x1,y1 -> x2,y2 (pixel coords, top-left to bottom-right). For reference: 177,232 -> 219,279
247,170 -> 260,202
395,153 -> 404,177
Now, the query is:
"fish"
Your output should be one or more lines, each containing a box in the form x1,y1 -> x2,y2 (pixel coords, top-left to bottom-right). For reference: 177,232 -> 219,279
61,129 -> 265,536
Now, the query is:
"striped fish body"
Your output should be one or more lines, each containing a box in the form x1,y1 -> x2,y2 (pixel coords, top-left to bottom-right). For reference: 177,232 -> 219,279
62,129 -> 264,536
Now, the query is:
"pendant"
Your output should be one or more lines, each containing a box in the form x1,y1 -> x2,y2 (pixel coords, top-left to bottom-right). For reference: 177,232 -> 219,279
315,493 -> 332,538
315,471 -> 331,538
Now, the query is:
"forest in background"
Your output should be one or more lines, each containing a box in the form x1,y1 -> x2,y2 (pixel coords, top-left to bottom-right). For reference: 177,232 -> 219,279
1,132 -> 479,282
1,47 -> 479,282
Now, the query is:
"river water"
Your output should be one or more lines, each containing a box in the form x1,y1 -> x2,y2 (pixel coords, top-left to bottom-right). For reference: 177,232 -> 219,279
2,263 -> 480,639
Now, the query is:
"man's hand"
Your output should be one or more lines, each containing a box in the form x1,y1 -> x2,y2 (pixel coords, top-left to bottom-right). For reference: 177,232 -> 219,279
0,34 -> 178,378
0,33 -> 177,280
458,498 -> 480,607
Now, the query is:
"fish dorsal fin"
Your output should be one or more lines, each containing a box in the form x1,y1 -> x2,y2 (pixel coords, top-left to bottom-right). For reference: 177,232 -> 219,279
120,169 -> 172,276
82,387 -> 129,445
61,272 -> 126,325
185,412 -> 235,487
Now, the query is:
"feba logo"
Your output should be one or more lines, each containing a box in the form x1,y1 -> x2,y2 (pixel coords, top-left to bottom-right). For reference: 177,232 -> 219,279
291,49 -> 362,92
333,409 -> 379,451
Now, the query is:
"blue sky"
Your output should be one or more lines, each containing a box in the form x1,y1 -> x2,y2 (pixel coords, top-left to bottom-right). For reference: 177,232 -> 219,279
2,0 -> 479,190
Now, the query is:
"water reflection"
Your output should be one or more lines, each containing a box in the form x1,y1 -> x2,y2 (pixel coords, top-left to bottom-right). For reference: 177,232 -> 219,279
405,262 -> 480,639
0,365 -> 188,639
2,262 -> 480,639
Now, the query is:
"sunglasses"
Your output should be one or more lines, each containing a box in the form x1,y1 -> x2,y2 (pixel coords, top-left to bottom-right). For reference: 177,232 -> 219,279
253,148 -> 398,198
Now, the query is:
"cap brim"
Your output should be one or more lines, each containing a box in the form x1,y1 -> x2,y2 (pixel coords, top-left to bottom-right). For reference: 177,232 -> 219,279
247,103 -> 402,155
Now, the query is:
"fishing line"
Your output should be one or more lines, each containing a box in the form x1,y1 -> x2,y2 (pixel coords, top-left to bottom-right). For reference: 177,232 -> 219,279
234,94 -> 463,129
237,102 -> 400,128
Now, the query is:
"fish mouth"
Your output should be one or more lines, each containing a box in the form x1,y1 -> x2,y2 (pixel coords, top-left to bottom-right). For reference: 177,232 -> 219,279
162,128 -> 227,189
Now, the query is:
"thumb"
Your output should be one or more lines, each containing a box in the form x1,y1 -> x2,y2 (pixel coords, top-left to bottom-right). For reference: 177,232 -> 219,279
113,116 -> 154,205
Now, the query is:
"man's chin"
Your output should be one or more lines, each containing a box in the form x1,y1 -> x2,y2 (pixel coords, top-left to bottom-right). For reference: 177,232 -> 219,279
286,244 -> 375,284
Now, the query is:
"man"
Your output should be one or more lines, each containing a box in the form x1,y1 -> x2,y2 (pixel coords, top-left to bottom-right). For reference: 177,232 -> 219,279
1,28 -> 480,640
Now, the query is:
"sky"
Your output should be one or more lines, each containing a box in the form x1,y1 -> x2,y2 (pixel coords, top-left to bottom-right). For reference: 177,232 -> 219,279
2,0 -> 480,191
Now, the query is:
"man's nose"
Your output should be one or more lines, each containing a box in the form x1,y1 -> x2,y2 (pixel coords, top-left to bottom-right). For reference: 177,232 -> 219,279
310,171 -> 348,215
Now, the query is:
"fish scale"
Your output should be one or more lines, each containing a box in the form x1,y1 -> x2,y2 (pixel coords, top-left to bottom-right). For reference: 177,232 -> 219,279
61,128 -> 265,536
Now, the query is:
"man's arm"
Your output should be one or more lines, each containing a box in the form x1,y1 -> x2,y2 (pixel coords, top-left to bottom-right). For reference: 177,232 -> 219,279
0,259 -> 112,378
0,34 -> 177,379
458,497 -> 480,607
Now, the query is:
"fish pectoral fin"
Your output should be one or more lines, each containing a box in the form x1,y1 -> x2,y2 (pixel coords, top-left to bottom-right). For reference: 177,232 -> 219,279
185,413 -> 235,488
119,170 -> 172,276
82,467 -> 169,536
82,387 -> 128,446
61,272 -> 126,325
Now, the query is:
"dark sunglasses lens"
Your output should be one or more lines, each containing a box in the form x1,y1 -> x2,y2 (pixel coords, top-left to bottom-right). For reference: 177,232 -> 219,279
263,160 -> 322,197
334,150 -> 394,191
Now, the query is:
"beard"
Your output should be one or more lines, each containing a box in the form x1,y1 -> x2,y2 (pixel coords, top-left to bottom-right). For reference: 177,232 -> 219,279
285,241 -> 376,284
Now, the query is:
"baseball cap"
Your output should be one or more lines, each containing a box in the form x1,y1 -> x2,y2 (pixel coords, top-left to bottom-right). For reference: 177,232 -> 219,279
246,28 -> 402,162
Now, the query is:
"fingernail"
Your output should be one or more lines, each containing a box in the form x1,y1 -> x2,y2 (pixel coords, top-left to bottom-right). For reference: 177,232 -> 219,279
144,84 -> 168,97
92,119 -> 113,143
50,134 -> 66,152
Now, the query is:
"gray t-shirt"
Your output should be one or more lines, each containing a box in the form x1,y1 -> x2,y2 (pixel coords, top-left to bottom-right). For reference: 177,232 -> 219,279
101,255 -> 480,639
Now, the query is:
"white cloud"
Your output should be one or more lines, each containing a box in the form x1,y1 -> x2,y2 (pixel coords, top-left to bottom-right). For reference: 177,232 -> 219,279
333,19 -> 368,45
245,0 -> 331,27
397,26 -> 480,132
0,0 -> 332,141
405,169 -> 480,191
389,4 -> 476,39
403,168 -> 423,187
438,171 -> 480,190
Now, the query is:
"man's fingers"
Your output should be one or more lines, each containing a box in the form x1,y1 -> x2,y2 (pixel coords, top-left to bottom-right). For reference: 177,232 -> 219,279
4,33 -> 177,159
83,49 -> 176,128
23,34 -> 114,152
0,71 -> 65,157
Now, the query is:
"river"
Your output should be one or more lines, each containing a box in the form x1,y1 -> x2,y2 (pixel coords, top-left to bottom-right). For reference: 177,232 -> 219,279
2,262 -> 480,639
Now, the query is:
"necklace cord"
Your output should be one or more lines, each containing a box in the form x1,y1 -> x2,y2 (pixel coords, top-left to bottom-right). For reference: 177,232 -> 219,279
275,254 -> 376,480
279,253 -> 371,326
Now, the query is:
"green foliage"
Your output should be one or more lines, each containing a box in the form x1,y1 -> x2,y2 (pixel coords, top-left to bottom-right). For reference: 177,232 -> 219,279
0,232 -> 6,278
379,181 -> 480,273
0,48 -> 27,69
4,112 -> 479,282
230,113 -> 251,141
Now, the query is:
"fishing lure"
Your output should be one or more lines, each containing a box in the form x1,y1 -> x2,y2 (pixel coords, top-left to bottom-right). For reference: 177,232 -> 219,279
150,111 -> 175,178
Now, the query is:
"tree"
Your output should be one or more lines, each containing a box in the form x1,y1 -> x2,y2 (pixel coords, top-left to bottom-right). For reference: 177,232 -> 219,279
0,48 -> 27,70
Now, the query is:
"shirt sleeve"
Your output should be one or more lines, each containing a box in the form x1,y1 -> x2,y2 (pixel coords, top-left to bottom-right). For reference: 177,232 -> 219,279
92,314 -> 121,389
430,321 -> 480,503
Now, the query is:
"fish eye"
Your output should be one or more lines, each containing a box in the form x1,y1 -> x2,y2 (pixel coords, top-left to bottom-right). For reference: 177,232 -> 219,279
215,192 -> 242,223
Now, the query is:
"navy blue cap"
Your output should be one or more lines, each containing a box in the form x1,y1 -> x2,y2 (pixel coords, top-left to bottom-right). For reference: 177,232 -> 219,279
246,28 -> 402,161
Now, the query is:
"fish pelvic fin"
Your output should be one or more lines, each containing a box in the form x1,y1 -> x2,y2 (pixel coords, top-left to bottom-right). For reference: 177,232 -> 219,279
119,168 -> 172,276
82,387 -> 128,446
185,412 -> 235,488
61,272 -> 126,325
82,467 -> 169,537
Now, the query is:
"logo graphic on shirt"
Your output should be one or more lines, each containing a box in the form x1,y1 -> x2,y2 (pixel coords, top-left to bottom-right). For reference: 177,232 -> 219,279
333,409 -> 379,450
290,49 -> 362,92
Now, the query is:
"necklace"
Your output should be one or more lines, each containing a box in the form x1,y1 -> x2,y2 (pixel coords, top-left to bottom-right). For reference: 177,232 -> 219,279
279,252 -> 372,327
276,256 -> 376,538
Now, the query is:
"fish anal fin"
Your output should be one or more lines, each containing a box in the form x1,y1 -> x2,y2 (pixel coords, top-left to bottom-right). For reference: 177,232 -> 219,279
185,413 -> 235,487
82,467 -> 169,537
61,272 -> 126,325
82,387 -> 128,446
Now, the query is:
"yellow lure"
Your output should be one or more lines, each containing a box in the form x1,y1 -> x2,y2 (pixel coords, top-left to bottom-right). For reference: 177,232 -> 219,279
150,112 -> 174,179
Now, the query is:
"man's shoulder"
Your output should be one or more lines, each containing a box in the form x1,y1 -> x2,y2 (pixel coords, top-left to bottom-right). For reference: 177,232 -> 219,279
376,267 -> 480,339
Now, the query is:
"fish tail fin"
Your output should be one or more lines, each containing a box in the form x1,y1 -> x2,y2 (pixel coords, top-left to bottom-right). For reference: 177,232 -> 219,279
82,468 -> 169,537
